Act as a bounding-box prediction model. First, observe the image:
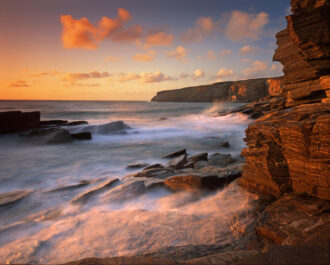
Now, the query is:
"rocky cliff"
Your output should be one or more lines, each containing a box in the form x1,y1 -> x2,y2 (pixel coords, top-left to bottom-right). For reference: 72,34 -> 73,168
151,78 -> 282,103
239,0 -> 330,200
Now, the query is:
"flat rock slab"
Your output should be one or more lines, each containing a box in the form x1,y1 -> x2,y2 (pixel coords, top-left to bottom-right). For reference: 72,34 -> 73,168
188,153 -> 208,162
164,174 -> 227,192
47,180 -> 90,193
127,163 -> 149,169
71,178 -> 119,205
0,190 -> 33,207
144,164 -> 164,170
167,154 -> 188,169
163,148 -> 186,158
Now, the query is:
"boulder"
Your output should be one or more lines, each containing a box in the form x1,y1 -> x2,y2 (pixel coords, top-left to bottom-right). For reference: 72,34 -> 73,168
208,153 -> 234,167
183,161 -> 195,169
46,128 -> 73,144
163,148 -> 186,158
71,178 -> 119,204
71,132 -> 92,140
82,121 -> 131,135
127,163 -> 149,169
144,164 -> 164,170
0,190 -> 33,207
0,111 -> 40,133
166,154 -> 188,169
163,174 -> 227,192
188,153 -> 208,162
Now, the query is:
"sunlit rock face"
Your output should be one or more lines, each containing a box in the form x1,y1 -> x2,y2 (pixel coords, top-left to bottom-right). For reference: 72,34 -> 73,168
240,0 -> 330,200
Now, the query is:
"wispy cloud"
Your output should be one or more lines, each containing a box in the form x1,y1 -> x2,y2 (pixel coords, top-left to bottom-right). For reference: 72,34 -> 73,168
166,46 -> 187,61
118,71 -> 175,83
242,60 -> 268,76
61,71 -> 111,82
145,32 -> 173,48
182,17 -> 219,42
192,69 -> 205,79
9,80 -> 30,87
133,50 -> 155,62
105,56 -> 122,62
219,49 -> 232,56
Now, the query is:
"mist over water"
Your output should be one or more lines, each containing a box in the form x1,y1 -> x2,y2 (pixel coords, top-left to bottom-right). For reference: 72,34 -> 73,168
0,100 -> 255,264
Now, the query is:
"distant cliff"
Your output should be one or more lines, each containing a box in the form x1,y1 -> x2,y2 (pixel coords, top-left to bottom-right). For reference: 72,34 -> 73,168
151,77 -> 282,103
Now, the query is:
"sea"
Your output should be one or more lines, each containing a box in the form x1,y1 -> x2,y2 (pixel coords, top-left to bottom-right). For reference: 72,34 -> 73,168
0,100 -> 258,264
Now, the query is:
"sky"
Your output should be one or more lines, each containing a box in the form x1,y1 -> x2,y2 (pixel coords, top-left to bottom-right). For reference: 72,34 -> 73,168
0,0 -> 291,101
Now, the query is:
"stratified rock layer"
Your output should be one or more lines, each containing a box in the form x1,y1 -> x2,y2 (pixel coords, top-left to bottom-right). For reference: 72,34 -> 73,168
151,78 -> 282,103
240,0 -> 330,200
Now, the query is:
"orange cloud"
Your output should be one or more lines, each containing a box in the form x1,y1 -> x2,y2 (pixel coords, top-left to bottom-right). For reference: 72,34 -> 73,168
192,69 -> 205,79
60,8 -> 142,49
243,61 -> 268,76
239,45 -> 257,54
28,70 -> 60,77
105,56 -> 122,62
133,50 -> 155,62
225,11 -> 269,41
166,46 -> 187,61
206,50 -> 216,60
145,32 -> 173,48
219,49 -> 232,56
9,80 -> 29,87
61,71 -> 111,82
216,68 -> 234,78
118,71 -> 174,83
182,17 -> 218,42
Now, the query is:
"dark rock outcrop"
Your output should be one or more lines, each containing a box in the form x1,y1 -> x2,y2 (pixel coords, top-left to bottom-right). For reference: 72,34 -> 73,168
239,0 -> 330,200
0,111 -> 40,133
151,78 -> 282,103
71,132 -> 92,140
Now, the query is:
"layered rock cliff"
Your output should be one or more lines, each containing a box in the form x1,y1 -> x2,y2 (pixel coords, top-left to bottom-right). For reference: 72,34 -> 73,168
151,78 -> 282,103
239,0 -> 330,200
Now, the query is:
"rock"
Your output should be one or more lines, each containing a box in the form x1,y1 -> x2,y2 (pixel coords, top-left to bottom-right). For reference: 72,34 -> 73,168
144,164 -> 164,170
200,163 -> 244,183
166,154 -> 188,169
66,121 -> 88,126
133,168 -> 176,178
163,174 -> 227,192
127,163 -> 149,169
151,77 -> 282,103
159,117 -> 168,121
183,161 -> 195,169
0,111 -> 40,134
46,180 -> 90,193
218,141 -> 229,147
82,121 -> 131,135
101,179 -> 146,203
71,132 -> 92,140
188,153 -> 208,162
71,178 -> 119,204
194,161 -> 208,169
208,153 -> 234,167
0,190 -> 33,207
46,128 -> 73,144
40,120 -> 68,126
163,148 -> 186,158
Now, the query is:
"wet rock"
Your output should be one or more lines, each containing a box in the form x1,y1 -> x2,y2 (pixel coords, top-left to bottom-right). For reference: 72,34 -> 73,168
159,117 -> 168,121
0,111 -> 40,134
83,121 -> 131,135
71,178 -> 119,205
188,153 -> 208,162
40,120 -> 68,126
164,174 -> 227,192
163,148 -> 186,158
66,121 -> 88,126
194,161 -> 208,169
133,168 -> 176,179
183,161 -> 195,169
166,154 -> 188,169
127,163 -> 149,169
0,190 -> 33,207
208,153 -> 234,167
71,132 -> 92,140
218,141 -> 229,147
46,180 -> 90,193
144,164 -> 164,170
102,179 -> 146,203
46,128 -> 73,144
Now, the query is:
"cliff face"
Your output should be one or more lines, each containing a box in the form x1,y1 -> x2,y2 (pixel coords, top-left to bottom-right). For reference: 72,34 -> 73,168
151,78 -> 282,103
240,0 -> 330,200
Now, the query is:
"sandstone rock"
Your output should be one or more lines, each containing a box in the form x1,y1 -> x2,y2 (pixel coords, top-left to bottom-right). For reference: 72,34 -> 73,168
151,78 -> 282,103
208,153 -> 234,167
71,178 -> 119,204
166,154 -> 188,169
71,132 -> 92,140
0,190 -> 33,207
188,153 -> 208,162
133,168 -> 176,179
0,111 -> 40,133
163,174 -> 227,192
127,163 -> 149,169
47,180 -> 90,193
102,179 -> 146,203
144,164 -> 164,170
40,120 -> 68,126
163,148 -> 186,158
